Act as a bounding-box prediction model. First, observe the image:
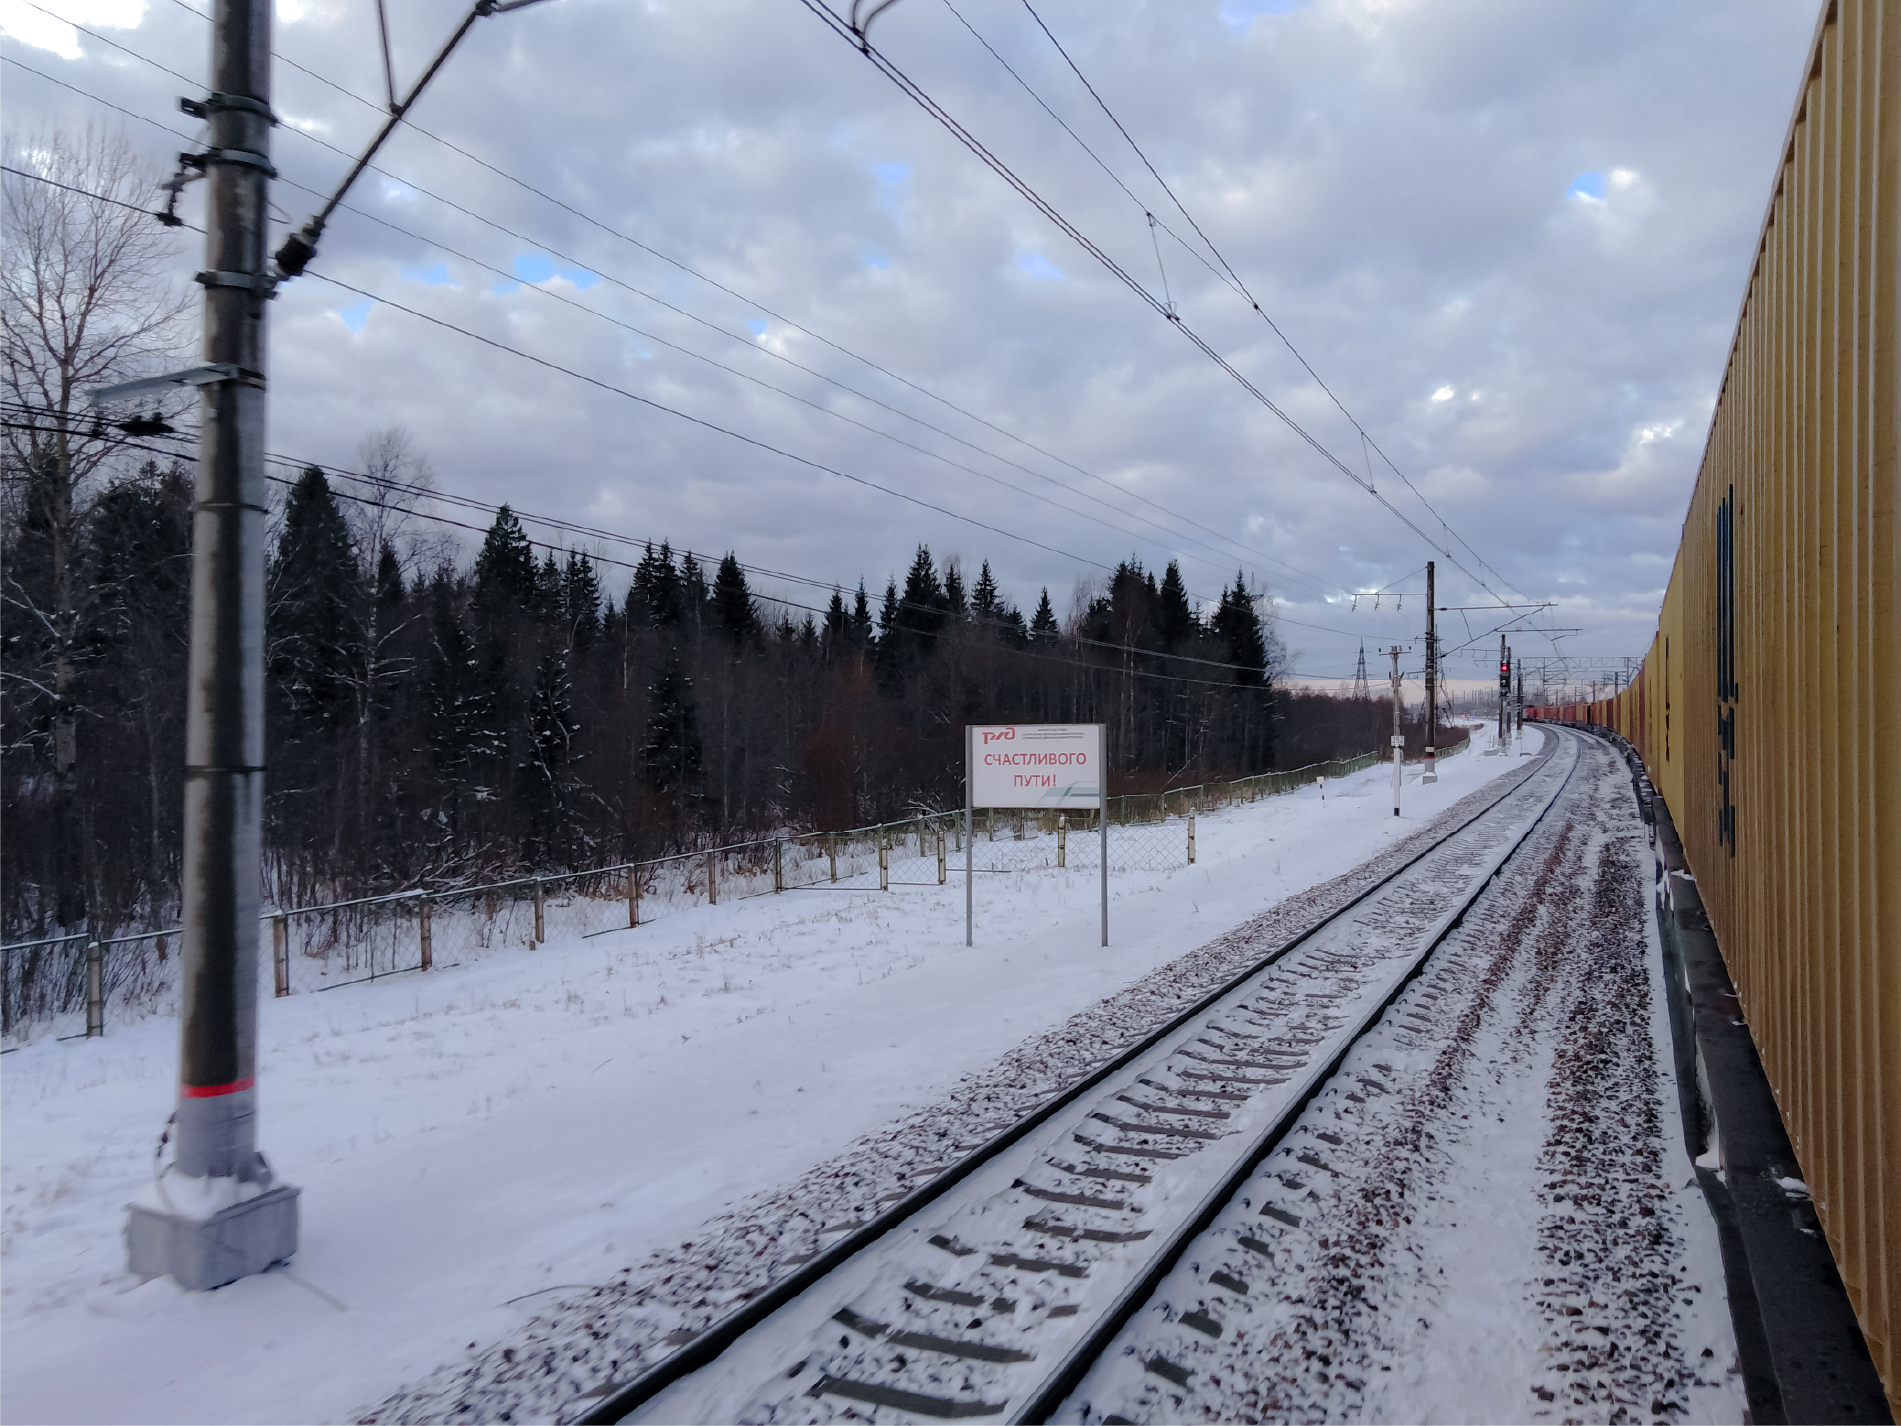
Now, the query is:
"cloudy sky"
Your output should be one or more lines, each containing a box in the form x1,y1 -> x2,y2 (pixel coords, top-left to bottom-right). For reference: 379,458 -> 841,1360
3,0 -> 1820,692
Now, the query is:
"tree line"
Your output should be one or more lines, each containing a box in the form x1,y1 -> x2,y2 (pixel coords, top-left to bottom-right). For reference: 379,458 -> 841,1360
0,447 -> 1432,938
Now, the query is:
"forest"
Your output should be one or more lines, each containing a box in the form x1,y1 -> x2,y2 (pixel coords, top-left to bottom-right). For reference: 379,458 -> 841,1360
0,453 -> 1431,940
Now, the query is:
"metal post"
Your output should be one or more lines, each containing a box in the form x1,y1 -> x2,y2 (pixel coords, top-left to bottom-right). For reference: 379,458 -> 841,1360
629,866 -> 639,927
1187,809 -> 1196,864
1517,665 -> 1527,751
1098,724 -> 1108,948
965,726 -> 974,947
127,0 -> 299,1290
418,895 -> 432,972
705,852 -> 716,907
936,826 -> 946,885
1057,815 -> 1066,869
1390,646 -> 1404,817
533,877 -> 546,940
774,839 -> 784,893
1499,634 -> 1509,747
271,914 -> 288,997
1423,562 -> 1437,782
828,834 -> 837,884
85,940 -> 104,1037
879,833 -> 889,892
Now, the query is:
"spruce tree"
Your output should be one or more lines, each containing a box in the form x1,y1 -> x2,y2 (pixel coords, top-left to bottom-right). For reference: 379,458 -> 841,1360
943,560 -> 968,620
711,553 -> 759,645
268,466 -> 363,729
971,560 -> 1002,623
1156,561 -> 1193,650
822,587 -> 850,659
522,650 -> 582,864
1030,587 -> 1060,642
563,550 -> 602,650
642,645 -> 702,795
850,580 -> 874,649
471,505 -> 537,625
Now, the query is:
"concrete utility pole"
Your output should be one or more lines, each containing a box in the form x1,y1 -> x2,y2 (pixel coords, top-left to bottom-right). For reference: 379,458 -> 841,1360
1422,562 -> 1436,783
1516,664 -> 1526,752
126,0 -> 299,1289
1389,646 -> 1404,817
1498,635 -> 1509,748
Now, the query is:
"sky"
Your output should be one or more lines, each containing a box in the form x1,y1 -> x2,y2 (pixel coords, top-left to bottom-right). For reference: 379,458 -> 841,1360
1,0 -> 1821,694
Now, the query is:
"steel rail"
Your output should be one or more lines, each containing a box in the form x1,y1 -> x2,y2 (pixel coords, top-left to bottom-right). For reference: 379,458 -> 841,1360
1015,728 -> 1587,1421
577,736 -> 1567,1424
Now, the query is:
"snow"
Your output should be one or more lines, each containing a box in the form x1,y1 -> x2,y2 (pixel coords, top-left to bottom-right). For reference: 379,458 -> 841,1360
2,733 -> 1523,1425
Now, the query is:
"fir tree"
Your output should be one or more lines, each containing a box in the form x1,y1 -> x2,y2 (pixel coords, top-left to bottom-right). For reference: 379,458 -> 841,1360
711,553 -> 759,646
268,466 -> 363,728
971,560 -> 1002,623
850,580 -> 874,649
563,550 -> 602,650
822,587 -> 850,658
679,553 -> 709,639
943,560 -> 968,620
628,541 -> 683,629
1030,587 -> 1060,642
1156,561 -> 1193,650
471,505 -> 538,620
522,650 -> 582,863
1212,572 -> 1268,684
642,645 -> 702,795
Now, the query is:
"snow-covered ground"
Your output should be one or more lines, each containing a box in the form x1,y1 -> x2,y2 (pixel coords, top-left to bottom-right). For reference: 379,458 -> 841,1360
2,735 -> 1521,1425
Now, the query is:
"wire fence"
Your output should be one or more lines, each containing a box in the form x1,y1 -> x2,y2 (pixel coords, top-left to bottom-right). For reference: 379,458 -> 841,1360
1,742 -> 1453,1043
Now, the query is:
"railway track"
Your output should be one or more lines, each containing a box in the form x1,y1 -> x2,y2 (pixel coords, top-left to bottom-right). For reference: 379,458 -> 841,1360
574,729 -> 1583,1425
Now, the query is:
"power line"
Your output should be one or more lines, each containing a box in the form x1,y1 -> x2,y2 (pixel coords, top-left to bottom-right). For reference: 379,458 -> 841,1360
1,36 -> 1332,607
1,405 -> 1303,690
797,0 -> 1513,607
1012,0 -> 1530,606
11,13 -> 1472,626
127,0 -> 1361,603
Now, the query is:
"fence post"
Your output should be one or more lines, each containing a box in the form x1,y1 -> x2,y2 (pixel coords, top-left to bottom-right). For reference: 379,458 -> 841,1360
419,894 -> 433,972
937,826 -> 946,885
1188,809 -> 1197,865
1058,815 -> 1067,868
774,839 -> 784,893
533,878 -> 546,943
917,817 -> 926,857
629,866 -> 641,928
85,940 -> 103,1037
879,833 -> 889,892
272,914 -> 289,998
829,833 -> 837,883
706,850 -> 718,906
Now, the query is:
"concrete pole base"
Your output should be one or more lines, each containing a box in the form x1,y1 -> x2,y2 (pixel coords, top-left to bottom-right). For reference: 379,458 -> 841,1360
126,1183 -> 300,1291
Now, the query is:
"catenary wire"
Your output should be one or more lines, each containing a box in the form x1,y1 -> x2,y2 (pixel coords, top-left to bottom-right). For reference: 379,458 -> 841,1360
135,0 -> 1361,603
0,44 -> 1343,610
0,409 -> 1319,688
6,31 -> 1439,633
1015,0 -> 1531,605
797,0 -> 1513,607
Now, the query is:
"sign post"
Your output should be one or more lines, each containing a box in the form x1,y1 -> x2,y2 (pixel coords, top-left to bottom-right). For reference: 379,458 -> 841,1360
965,724 -> 1107,947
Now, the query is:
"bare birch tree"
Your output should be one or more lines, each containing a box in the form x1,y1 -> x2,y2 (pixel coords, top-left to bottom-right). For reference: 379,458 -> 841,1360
2,125 -> 192,928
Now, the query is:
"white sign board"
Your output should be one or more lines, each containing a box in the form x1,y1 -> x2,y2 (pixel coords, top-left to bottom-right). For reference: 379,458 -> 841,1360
967,724 -> 1104,810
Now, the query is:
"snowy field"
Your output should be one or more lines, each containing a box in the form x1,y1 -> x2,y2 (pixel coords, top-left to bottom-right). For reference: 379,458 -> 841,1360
2,732 -> 1529,1425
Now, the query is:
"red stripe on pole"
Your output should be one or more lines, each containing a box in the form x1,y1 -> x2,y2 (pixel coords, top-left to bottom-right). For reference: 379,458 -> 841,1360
180,1077 -> 254,1098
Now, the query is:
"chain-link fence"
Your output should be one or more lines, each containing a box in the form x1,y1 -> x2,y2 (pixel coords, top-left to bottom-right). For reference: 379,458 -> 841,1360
2,745 -> 1455,1043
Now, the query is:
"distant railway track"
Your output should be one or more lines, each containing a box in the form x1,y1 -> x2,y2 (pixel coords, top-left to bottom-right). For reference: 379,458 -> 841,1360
572,730 -> 1582,1425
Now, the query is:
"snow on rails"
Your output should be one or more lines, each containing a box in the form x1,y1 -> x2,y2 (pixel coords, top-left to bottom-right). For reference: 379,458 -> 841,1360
554,732 -> 1654,1424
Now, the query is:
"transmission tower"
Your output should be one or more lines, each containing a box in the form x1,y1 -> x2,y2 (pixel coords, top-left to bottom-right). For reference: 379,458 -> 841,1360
1353,642 -> 1371,700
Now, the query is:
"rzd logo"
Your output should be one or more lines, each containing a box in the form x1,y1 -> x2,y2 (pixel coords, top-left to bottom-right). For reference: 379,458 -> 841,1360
982,728 -> 1015,745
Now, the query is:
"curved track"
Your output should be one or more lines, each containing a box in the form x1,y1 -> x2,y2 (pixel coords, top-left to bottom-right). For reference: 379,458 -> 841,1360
582,732 -> 1583,1424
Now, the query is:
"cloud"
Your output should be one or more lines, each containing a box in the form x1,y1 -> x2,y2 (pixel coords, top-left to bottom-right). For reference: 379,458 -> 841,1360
1,0 -> 1820,679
